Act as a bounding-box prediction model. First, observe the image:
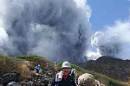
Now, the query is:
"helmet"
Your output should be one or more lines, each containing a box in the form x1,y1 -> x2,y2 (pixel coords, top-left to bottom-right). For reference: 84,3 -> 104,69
62,61 -> 71,68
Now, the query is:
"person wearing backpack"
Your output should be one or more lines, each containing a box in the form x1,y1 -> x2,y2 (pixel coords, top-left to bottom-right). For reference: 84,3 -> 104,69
34,64 -> 42,74
51,61 -> 77,86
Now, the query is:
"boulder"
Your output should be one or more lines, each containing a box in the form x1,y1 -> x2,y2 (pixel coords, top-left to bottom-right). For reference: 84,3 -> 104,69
78,73 -> 105,86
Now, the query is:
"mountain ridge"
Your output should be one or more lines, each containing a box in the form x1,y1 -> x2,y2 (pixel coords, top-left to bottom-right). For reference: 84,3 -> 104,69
82,56 -> 130,82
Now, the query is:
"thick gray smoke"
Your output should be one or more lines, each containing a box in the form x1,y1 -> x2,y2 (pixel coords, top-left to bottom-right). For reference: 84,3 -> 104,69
90,20 -> 130,60
0,0 -> 91,62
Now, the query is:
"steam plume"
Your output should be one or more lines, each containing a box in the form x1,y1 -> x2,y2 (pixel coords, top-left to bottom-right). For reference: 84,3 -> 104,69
0,0 -> 91,62
90,20 -> 130,60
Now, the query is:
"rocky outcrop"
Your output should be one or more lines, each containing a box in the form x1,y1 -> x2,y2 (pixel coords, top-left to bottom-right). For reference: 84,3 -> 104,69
78,73 -> 105,86
16,61 -> 32,80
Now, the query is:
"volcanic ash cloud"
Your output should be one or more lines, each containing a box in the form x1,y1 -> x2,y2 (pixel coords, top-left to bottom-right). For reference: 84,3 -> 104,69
0,0 -> 91,62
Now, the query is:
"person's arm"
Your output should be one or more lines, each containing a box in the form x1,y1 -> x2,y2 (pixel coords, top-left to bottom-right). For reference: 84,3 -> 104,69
51,73 -> 60,86
71,69 -> 78,86
51,77 -> 56,86
72,76 -> 78,86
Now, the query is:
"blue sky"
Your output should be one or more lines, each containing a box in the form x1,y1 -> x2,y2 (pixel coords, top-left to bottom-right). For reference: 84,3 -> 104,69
87,0 -> 130,31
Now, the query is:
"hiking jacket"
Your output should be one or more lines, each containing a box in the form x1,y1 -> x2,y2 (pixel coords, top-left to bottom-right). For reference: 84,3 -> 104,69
51,69 -> 77,86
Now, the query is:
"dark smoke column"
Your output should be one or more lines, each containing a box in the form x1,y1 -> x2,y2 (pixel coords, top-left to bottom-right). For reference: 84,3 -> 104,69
1,0 -> 91,63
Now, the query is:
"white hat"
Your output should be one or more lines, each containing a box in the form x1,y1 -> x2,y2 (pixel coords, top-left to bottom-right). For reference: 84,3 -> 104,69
62,61 -> 71,68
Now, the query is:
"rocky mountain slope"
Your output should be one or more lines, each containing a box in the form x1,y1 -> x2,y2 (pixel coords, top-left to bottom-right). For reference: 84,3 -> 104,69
82,56 -> 130,82
0,55 -> 129,86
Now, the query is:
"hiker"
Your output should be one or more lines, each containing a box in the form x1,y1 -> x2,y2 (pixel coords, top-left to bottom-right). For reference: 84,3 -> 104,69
51,61 -> 77,86
44,62 -> 49,71
34,64 -> 42,75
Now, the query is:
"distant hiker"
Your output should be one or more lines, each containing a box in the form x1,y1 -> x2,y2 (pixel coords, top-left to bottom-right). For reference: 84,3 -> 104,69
51,61 -> 77,86
34,64 -> 42,75
45,62 -> 49,71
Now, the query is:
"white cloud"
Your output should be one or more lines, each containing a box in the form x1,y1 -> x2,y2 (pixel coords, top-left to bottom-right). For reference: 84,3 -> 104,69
73,0 -> 86,8
73,0 -> 91,20
86,50 -> 101,60
91,20 -> 130,60
0,27 -> 8,45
